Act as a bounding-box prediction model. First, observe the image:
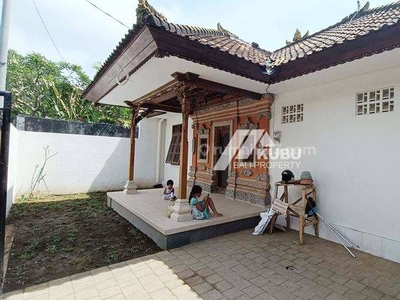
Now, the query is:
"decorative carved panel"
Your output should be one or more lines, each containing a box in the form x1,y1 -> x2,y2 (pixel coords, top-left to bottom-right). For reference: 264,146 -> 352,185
175,83 -> 196,115
229,170 -> 238,178
255,173 -> 269,182
198,125 -> 209,135
257,111 -> 272,120
241,169 -> 253,177
238,117 -> 258,130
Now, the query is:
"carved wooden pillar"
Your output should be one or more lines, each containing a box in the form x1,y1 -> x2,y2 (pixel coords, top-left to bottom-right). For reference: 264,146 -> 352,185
263,93 -> 275,120
179,88 -> 191,198
124,104 -> 140,194
263,93 -> 274,205
170,84 -> 193,222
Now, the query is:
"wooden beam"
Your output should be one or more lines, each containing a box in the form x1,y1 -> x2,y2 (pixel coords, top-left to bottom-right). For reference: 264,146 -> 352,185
135,108 -> 155,123
151,89 -> 177,104
193,94 -> 246,111
128,105 -> 140,181
130,79 -> 178,104
146,111 -> 166,118
140,102 -> 181,113
171,72 -> 263,99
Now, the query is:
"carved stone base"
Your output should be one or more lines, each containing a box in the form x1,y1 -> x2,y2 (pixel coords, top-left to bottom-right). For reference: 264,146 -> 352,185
170,198 -> 193,222
226,187 -> 271,206
123,180 -> 137,194
188,179 -> 217,193
188,171 -> 218,193
225,174 -> 271,206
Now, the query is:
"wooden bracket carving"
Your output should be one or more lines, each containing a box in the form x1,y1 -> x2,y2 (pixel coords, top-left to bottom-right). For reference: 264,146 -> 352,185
175,83 -> 196,115
131,103 -> 141,120
257,111 -> 272,120
238,117 -> 258,130
198,125 -> 209,135
241,169 -> 253,177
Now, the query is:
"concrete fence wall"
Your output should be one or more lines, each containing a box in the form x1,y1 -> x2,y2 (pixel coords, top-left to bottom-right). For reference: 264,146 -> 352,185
13,129 -> 130,196
6,117 -> 162,216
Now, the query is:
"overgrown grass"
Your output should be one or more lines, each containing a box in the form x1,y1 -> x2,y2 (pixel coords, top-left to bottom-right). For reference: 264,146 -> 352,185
4,192 -> 160,292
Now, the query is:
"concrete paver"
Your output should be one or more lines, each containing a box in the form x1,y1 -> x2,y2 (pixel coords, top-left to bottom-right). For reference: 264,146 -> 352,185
3,230 -> 400,299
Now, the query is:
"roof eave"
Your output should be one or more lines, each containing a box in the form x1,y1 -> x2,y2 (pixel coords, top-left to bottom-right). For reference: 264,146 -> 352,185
270,23 -> 400,83
148,26 -> 271,83
84,25 -> 272,103
83,25 -> 158,103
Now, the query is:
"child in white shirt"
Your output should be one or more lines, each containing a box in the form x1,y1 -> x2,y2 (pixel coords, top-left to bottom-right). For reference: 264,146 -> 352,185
163,179 -> 176,200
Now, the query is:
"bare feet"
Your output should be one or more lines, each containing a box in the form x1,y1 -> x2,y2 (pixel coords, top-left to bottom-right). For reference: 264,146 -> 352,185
214,213 -> 223,217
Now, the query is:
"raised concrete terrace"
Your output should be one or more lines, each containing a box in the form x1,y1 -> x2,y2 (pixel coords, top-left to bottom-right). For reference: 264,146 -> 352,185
107,189 -> 266,249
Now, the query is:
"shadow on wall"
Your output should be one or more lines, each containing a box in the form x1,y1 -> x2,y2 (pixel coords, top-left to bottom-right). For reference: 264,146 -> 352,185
88,139 -> 129,193
89,136 -> 158,192
6,184 -> 14,217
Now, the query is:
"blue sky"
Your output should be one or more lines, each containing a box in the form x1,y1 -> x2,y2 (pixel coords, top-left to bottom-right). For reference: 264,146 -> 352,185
5,0 -> 394,78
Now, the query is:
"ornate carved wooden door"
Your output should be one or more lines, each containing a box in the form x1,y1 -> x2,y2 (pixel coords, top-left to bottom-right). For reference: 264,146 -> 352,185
214,125 -> 230,191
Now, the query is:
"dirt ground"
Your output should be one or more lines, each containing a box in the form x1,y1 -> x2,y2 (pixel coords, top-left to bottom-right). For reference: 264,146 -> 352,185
3,192 -> 161,292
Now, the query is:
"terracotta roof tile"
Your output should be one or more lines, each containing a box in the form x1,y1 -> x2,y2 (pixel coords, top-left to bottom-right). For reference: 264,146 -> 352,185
86,0 -> 400,98
186,33 -> 270,65
269,1 -> 400,67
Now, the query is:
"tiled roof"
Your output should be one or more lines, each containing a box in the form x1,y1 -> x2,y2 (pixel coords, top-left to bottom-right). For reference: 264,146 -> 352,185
146,14 -> 270,66
85,1 -> 270,97
269,1 -> 400,67
85,0 -> 400,99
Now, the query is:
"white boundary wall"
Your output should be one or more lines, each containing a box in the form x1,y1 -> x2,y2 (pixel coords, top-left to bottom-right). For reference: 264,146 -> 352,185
7,125 -> 19,216
269,59 -> 400,263
7,118 -> 162,215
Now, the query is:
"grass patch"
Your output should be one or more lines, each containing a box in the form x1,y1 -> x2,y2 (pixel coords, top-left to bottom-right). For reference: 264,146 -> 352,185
4,192 -> 160,292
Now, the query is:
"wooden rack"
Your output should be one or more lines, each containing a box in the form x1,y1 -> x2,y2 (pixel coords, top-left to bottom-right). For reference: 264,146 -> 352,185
270,182 -> 319,245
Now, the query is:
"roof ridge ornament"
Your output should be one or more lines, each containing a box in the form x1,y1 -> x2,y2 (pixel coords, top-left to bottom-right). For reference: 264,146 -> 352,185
217,22 -> 239,39
342,1 -> 370,23
136,0 -> 167,25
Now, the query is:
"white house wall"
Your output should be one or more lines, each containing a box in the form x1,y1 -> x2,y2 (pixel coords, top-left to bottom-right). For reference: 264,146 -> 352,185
134,118 -> 159,187
162,113 -> 193,189
269,59 -> 400,262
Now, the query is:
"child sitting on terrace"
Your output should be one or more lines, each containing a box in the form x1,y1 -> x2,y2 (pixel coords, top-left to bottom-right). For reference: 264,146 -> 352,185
163,179 -> 177,200
189,185 -> 223,220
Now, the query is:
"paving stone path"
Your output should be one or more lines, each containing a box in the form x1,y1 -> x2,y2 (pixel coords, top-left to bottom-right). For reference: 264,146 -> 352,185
3,230 -> 400,300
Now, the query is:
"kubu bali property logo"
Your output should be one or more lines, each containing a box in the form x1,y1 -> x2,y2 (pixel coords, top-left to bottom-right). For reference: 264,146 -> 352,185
205,129 -> 317,171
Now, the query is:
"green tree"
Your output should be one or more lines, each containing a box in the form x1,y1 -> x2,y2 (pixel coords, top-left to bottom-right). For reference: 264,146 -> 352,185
6,49 -> 131,126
